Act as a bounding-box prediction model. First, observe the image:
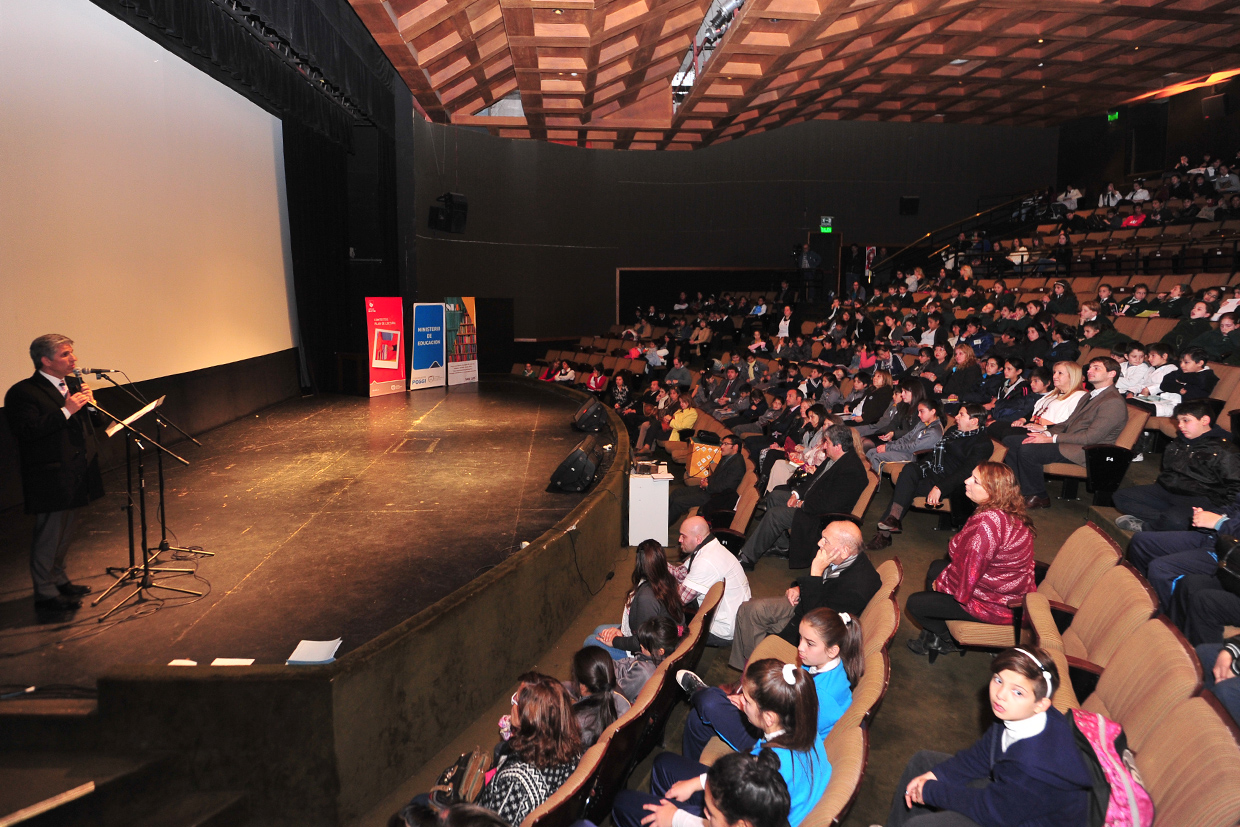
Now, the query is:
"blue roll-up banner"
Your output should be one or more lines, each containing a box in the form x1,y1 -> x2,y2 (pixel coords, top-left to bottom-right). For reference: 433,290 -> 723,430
410,303 -> 446,390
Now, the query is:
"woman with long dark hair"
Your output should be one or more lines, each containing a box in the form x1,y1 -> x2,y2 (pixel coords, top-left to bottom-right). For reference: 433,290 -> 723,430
585,539 -> 685,659
612,658 -> 829,827
566,647 -> 630,748
905,462 -> 1036,660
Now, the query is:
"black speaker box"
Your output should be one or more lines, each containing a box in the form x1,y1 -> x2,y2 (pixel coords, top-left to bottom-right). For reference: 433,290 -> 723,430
548,435 -> 602,493
572,398 -> 607,432
428,192 -> 468,233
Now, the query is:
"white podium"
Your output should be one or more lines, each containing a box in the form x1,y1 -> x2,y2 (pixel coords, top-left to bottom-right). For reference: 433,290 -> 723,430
628,473 -> 670,547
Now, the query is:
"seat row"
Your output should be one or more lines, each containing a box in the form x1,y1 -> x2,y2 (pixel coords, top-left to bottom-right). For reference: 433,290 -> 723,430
516,582 -> 727,827
695,559 -> 905,827
942,522 -> 1240,827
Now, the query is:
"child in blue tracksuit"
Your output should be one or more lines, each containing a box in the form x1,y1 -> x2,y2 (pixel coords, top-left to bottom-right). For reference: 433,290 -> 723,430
886,646 -> 1093,827
679,607 -> 863,760
613,659 -> 830,827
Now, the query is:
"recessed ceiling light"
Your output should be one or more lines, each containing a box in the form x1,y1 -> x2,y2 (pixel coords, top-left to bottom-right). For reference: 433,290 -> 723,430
571,72 -> 578,76
1038,62 -> 1044,67
554,7 -> 562,13
950,59 -> 969,65
1037,38 -> 1044,43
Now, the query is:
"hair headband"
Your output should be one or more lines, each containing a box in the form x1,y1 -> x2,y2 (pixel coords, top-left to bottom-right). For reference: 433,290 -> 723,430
782,663 -> 797,685
1013,648 -> 1053,693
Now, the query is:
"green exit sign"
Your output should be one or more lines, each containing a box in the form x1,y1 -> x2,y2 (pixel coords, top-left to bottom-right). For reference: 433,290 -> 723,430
819,216 -> 834,233
1107,110 -> 1119,122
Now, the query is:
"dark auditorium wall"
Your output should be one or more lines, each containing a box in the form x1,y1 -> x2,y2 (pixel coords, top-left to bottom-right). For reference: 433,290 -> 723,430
1058,77 -> 1240,197
412,117 -> 1058,338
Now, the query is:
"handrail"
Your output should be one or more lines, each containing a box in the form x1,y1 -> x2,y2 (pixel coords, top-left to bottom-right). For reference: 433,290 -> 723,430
872,192 -> 1035,271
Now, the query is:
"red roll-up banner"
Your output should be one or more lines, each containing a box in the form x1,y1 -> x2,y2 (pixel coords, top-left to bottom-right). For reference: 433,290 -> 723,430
366,296 -> 406,397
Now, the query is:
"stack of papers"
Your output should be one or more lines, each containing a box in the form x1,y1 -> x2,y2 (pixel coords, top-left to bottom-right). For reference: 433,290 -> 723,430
287,638 -> 342,666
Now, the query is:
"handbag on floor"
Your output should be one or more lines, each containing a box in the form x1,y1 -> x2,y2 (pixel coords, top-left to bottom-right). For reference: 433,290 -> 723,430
429,746 -> 492,811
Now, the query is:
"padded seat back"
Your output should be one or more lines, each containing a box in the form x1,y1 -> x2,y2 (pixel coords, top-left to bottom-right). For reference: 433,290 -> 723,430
804,726 -> 867,827
1080,618 -> 1202,753
851,470 -> 880,520
1132,697 -> 1240,827
860,596 -> 899,659
1039,522 -> 1120,606
585,691 -> 652,823
875,559 -> 903,601
1056,564 -> 1158,666
837,649 -> 890,730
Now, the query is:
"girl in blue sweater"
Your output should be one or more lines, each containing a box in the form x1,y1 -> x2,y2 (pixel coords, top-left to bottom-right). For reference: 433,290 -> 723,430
679,607 -> 863,760
883,647 -> 1093,827
613,659 -> 830,827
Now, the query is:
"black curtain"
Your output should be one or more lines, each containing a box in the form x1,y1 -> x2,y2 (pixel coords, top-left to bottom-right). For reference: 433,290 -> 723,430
283,121 -> 352,393
88,0 -> 396,146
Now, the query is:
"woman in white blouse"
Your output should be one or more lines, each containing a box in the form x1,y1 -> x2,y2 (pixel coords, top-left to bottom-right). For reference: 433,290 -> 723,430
1016,361 -> 1084,431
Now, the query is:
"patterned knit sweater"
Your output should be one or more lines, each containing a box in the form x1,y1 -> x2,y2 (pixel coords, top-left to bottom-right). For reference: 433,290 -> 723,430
475,755 -> 578,825
933,509 -> 1035,624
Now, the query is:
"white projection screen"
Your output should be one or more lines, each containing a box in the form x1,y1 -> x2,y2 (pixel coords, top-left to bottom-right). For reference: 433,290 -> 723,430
0,0 -> 298,391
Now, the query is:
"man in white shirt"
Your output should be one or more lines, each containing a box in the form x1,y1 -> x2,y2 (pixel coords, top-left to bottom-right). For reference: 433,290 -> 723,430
1126,179 -> 1150,203
676,516 -> 751,644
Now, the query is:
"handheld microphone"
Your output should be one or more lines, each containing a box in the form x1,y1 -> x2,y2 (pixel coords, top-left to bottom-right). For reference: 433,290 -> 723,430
71,369 -> 96,411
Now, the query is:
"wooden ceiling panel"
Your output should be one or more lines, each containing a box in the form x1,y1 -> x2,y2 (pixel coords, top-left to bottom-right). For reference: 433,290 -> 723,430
350,0 -> 1240,144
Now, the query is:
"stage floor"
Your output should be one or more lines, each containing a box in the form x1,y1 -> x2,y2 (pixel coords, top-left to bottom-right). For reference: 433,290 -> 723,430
0,380 -> 595,689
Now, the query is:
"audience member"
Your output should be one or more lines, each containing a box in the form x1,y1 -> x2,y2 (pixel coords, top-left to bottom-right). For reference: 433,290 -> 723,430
673,517 -> 752,645
729,521 -> 879,670
868,404 -> 992,549
679,606 -> 862,759
883,647 -> 1092,827
586,539 -> 686,658
612,659 -> 829,827
1113,400 -> 1240,533
905,463 -> 1036,658
1002,357 -> 1127,509
668,434 -> 746,524
564,647 -> 630,747
866,399 -> 944,475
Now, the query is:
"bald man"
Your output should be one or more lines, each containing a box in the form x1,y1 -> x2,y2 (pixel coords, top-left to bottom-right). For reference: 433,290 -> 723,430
675,516 -> 752,646
727,520 -> 881,670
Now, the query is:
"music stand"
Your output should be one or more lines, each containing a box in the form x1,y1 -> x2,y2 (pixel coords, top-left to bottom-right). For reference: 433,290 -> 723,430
92,371 -> 208,557
89,397 -> 202,620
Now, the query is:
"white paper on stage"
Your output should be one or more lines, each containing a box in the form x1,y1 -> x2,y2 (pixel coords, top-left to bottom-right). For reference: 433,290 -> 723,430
210,658 -> 255,666
286,638 -> 342,665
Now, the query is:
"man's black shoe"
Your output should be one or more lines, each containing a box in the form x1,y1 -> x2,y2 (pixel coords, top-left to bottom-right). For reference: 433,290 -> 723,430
35,595 -> 81,613
57,582 -> 92,597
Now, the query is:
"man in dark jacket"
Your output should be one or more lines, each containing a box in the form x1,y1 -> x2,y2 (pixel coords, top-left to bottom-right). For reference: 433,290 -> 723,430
737,425 -> 868,569
727,520 -> 880,669
1003,358 -> 1129,509
4,334 -> 104,619
866,405 -> 993,549
1114,400 -> 1240,533
668,435 -> 746,523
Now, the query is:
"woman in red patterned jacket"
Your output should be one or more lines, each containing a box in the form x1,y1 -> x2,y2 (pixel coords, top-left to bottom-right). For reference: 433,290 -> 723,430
905,461 -> 1036,660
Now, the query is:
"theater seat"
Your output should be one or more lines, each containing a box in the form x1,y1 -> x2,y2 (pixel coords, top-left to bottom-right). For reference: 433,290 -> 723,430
520,738 -> 607,827
946,521 -> 1120,650
1041,404 -> 1147,505
805,725 -> 867,827
1026,563 -> 1158,700
836,648 -> 891,730
1131,696 -> 1240,827
1079,617 -> 1202,754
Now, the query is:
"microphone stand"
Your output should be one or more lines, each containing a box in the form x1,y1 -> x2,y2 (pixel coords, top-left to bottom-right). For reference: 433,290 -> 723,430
92,371 -> 211,558
81,397 -> 201,619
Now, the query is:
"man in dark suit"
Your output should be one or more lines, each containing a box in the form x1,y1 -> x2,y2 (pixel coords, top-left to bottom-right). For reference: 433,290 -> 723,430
738,424 -> 868,569
4,334 -> 104,618
668,435 -> 745,523
1002,356 -> 1129,509
727,520 -> 880,669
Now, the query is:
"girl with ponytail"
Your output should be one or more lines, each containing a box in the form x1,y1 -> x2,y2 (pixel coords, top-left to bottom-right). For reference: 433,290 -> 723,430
680,608 -> 864,761
612,658 -> 830,827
